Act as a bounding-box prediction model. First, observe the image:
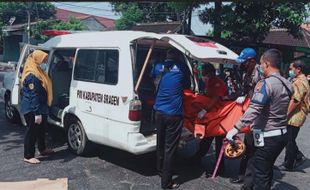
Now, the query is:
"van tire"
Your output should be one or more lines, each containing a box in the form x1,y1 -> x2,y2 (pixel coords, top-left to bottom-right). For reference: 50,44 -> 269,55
66,117 -> 90,155
4,92 -> 20,124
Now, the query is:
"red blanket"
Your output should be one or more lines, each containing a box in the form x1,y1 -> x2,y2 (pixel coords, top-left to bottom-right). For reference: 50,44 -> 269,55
183,89 -> 250,138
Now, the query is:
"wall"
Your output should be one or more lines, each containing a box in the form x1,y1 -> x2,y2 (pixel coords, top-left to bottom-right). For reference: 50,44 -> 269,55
3,35 -> 23,62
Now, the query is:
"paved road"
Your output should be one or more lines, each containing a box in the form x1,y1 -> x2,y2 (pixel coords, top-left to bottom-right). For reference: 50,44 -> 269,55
0,100 -> 309,189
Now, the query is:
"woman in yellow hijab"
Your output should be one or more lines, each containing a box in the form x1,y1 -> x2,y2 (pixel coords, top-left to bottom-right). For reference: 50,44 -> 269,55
20,50 -> 54,164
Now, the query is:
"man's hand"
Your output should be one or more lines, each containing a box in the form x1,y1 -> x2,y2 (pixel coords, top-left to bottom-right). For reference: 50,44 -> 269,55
35,115 -> 42,124
197,109 -> 207,119
226,127 -> 239,141
236,96 -> 246,104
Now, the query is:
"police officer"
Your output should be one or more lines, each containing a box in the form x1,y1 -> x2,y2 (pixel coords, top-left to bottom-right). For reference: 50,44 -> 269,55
226,49 -> 291,190
230,48 -> 261,184
21,50 -> 54,164
154,49 -> 191,189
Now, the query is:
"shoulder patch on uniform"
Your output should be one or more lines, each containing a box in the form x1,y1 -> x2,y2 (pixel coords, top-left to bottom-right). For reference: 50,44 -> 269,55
29,83 -> 34,90
251,80 -> 269,105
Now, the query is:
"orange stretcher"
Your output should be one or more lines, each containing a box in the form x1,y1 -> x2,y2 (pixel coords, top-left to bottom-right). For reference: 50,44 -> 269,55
183,89 -> 250,138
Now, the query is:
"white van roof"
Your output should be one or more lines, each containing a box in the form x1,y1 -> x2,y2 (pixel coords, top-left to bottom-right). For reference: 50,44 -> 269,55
42,31 -> 157,49
42,31 -> 238,64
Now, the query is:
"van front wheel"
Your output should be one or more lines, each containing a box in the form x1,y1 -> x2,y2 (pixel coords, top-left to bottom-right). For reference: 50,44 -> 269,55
4,94 -> 20,123
66,117 -> 89,155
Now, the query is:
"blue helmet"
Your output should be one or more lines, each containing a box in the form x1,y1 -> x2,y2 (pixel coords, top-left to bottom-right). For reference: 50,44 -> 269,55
236,48 -> 257,64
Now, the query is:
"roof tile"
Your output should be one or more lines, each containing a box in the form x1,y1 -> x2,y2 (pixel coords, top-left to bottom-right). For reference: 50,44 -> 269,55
56,8 -> 115,28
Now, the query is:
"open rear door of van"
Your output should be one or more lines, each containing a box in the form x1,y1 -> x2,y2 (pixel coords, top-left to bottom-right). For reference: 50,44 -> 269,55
158,34 -> 238,64
134,34 -> 238,93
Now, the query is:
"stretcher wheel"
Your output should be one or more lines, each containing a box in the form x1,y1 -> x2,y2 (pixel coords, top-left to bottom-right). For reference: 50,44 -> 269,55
224,139 -> 246,159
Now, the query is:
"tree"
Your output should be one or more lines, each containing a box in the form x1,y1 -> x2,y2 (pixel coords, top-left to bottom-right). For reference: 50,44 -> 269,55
111,2 -> 201,32
52,16 -> 85,31
113,4 -> 143,30
167,2 -> 202,34
199,2 -> 309,43
0,2 -> 55,26
0,2 -> 55,49
0,2 -> 86,45
31,17 -> 85,41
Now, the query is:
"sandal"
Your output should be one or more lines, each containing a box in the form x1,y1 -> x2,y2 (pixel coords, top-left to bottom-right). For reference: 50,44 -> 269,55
40,148 -> 55,156
24,158 -> 40,164
163,182 -> 180,189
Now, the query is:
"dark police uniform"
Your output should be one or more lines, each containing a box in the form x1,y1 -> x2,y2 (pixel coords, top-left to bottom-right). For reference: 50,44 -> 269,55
21,74 -> 49,159
154,59 -> 190,189
235,72 -> 292,190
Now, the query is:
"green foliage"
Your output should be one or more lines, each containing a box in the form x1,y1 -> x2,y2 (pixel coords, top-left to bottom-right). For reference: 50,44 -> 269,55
115,4 -> 143,30
0,2 -> 85,43
0,2 -> 55,25
31,20 -> 55,41
274,2 -> 308,36
0,2 -> 55,48
31,17 -> 85,41
52,16 -> 85,30
199,2 -> 308,43
112,2 -> 201,30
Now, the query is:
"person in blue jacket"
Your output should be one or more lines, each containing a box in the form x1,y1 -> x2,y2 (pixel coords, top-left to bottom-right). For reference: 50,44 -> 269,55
20,50 -> 54,164
154,48 -> 191,189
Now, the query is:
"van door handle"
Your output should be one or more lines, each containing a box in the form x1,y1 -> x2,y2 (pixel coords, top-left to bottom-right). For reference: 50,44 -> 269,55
86,105 -> 92,112
85,102 -> 92,112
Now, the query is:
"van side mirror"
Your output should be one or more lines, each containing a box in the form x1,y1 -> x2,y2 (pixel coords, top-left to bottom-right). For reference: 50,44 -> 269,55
8,61 -> 18,71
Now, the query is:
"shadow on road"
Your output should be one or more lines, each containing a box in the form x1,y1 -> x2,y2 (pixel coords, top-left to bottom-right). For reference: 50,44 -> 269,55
272,166 -> 302,190
0,102 -> 76,163
0,114 -> 25,152
79,141 -> 232,186
295,158 -> 310,171
273,180 -> 299,190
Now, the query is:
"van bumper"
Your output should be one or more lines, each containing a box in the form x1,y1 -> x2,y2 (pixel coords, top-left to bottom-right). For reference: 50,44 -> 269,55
127,132 -> 157,155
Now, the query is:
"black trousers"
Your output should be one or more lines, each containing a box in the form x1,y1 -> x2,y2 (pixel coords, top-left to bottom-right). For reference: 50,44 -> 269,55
195,135 -> 225,174
242,133 -> 256,189
24,112 -> 47,159
243,134 -> 287,190
155,112 -> 183,188
239,133 -> 255,176
284,125 -> 301,168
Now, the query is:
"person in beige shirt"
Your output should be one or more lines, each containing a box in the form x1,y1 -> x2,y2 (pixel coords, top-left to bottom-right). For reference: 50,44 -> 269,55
282,60 -> 310,171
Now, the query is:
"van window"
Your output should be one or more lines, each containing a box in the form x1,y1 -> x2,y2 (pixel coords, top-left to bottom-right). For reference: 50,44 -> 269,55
74,49 -> 119,84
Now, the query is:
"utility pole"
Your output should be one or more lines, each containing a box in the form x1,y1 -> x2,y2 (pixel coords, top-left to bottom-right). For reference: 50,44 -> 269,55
27,3 -> 31,44
186,2 -> 193,35
213,0 -> 222,41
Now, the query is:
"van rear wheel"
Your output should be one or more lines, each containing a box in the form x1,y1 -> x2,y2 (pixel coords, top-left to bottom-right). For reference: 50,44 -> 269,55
66,117 -> 90,155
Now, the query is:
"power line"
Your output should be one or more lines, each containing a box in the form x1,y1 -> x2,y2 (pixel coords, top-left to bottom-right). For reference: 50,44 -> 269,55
55,3 -> 206,19
55,3 -> 119,18
56,2 -> 114,12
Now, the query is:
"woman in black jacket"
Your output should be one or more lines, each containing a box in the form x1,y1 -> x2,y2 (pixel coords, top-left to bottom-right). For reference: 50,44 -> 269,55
20,50 -> 54,164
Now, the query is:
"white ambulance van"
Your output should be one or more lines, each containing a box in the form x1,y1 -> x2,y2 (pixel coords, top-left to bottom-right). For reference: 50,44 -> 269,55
4,31 -> 238,155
